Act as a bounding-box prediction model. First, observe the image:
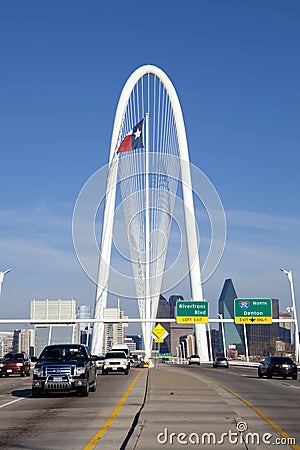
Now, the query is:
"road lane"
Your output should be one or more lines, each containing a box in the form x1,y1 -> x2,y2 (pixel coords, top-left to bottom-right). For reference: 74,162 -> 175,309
186,364 -> 300,447
0,365 -> 299,449
0,368 -> 147,449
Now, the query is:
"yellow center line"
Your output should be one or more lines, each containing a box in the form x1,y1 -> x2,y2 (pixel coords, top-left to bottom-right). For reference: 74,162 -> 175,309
84,369 -> 143,450
200,374 -> 300,450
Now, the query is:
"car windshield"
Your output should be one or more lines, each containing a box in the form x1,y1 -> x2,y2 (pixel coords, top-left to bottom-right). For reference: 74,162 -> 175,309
105,352 -> 126,359
39,346 -> 88,361
14,353 -> 26,360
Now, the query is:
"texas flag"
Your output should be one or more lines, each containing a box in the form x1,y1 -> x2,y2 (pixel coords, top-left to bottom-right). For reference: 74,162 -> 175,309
117,119 -> 144,154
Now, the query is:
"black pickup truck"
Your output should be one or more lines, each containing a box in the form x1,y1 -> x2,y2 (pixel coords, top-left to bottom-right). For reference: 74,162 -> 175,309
31,344 -> 97,397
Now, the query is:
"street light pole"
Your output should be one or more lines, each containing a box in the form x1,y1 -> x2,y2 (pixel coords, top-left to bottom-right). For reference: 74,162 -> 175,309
243,323 -> 249,362
218,313 -> 226,357
0,269 -> 11,295
281,269 -> 300,364
207,323 -> 213,361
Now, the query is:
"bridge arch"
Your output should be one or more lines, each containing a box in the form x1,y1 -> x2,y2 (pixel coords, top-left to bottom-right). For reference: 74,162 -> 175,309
91,65 -> 209,361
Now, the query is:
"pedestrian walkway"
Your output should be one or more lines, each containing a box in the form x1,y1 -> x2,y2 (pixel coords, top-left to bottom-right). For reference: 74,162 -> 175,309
125,364 -> 290,450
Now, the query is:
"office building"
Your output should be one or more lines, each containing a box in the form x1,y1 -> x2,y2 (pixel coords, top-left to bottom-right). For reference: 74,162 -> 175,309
124,337 -> 137,352
246,299 -> 280,357
279,311 -> 292,351
126,334 -> 143,350
169,295 -> 184,318
0,332 -> 13,358
18,328 -> 35,356
12,328 -> 35,356
156,294 -> 171,353
103,307 -> 127,354
169,322 -> 194,356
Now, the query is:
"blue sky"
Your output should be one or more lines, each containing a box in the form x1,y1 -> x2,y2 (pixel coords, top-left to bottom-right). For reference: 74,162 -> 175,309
1,1 -> 300,332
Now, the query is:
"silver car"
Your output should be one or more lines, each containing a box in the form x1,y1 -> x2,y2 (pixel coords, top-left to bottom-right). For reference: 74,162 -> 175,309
213,357 -> 229,368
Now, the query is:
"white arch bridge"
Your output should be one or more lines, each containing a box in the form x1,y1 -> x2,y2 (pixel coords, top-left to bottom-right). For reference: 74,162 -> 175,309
90,64 -> 209,361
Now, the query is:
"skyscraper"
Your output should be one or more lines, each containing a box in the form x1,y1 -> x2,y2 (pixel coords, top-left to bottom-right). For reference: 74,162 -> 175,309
156,294 -> 171,353
169,295 -> 184,318
246,299 -> 280,356
218,279 -> 245,355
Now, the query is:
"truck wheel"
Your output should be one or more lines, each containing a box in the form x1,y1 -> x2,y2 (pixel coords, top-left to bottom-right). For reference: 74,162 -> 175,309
90,379 -> 97,392
124,368 -> 129,375
81,382 -> 90,397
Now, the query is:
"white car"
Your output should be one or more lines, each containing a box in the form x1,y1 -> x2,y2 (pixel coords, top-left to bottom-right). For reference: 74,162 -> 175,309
188,354 -> 201,365
102,351 -> 129,375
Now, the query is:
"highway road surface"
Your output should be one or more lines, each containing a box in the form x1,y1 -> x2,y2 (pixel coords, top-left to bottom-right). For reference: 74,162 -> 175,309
0,364 -> 299,449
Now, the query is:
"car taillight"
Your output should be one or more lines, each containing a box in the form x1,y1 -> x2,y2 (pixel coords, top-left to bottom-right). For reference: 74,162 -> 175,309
291,363 -> 297,368
272,364 -> 280,367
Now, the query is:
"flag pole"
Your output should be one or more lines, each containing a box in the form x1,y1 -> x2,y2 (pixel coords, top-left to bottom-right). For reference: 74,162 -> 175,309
145,112 -> 151,360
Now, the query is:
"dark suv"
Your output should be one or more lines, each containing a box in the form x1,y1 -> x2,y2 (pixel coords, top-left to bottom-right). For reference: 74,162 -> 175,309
31,344 -> 97,397
0,352 -> 31,377
258,356 -> 297,380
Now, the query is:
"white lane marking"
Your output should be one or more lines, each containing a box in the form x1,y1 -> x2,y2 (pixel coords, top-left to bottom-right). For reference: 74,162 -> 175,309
0,395 -> 31,409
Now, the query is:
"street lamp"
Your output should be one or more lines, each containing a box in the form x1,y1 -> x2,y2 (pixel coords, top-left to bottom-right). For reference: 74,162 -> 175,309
281,269 -> 300,363
243,323 -> 249,362
0,269 -> 11,295
218,313 -> 226,357
207,323 -> 213,362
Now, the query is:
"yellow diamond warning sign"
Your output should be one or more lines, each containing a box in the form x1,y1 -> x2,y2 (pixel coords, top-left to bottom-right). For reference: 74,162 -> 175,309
152,323 -> 169,340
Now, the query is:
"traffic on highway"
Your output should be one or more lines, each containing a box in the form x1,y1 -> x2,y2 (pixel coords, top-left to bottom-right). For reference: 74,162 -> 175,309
0,358 -> 299,449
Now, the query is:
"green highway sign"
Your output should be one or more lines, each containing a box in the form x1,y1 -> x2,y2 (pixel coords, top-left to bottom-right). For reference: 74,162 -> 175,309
234,298 -> 272,324
176,300 -> 208,323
